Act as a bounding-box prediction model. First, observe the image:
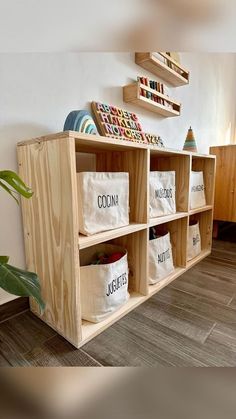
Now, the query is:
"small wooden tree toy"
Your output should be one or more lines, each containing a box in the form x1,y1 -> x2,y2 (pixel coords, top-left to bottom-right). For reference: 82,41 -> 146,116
183,126 -> 197,152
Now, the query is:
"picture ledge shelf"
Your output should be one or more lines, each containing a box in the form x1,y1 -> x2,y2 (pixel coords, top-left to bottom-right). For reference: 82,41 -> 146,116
123,81 -> 181,117
135,52 -> 190,87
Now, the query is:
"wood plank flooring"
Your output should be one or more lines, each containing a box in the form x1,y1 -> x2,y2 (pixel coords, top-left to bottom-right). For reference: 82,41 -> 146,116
0,239 -> 236,366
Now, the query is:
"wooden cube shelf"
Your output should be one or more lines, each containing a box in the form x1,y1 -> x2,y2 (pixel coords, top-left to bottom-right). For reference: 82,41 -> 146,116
123,81 -> 181,117
135,52 -> 190,87
17,131 -> 215,348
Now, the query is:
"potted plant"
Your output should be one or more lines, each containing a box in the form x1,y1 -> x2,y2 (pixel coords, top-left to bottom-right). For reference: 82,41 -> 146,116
0,170 -> 44,311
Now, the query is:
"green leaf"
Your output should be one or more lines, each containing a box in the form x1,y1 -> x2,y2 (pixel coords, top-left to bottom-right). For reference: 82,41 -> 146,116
0,256 -> 9,264
0,263 -> 45,312
0,170 -> 33,199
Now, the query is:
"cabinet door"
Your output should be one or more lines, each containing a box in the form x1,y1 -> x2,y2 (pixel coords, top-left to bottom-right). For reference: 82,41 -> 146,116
210,145 -> 236,222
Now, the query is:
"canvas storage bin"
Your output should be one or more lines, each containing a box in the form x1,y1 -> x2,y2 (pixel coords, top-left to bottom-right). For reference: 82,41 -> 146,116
80,244 -> 129,323
149,171 -> 176,217
149,232 -> 175,284
187,221 -> 201,261
190,171 -> 206,209
77,172 -> 129,235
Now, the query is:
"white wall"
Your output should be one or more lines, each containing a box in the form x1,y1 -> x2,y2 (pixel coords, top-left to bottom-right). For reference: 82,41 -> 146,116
0,52 -> 235,303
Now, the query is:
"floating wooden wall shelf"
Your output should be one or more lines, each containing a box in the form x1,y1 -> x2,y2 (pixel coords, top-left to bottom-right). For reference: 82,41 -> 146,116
135,52 -> 190,87
123,81 -> 181,117
17,131 -> 215,348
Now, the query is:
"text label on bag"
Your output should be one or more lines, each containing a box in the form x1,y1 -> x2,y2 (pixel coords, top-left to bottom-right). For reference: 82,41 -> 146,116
158,248 -> 171,264
106,272 -> 128,297
155,188 -> 173,199
191,184 -> 204,192
97,194 -> 119,209
193,234 -> 200,246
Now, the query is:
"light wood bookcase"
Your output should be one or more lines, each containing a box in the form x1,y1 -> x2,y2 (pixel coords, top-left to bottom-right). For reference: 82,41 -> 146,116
17,131 -> 215,348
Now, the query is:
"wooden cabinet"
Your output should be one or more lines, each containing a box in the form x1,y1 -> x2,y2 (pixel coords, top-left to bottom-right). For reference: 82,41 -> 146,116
210,145 -> 236,222
17,132 -> 215,348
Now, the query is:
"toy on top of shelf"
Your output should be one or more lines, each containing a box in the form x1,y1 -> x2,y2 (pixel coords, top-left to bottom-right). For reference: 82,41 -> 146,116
64,110 -> 98,134
145,133 -> 164,147
183,126 -> 198,152
91,101 -> 164,146
91,101 -> 148,143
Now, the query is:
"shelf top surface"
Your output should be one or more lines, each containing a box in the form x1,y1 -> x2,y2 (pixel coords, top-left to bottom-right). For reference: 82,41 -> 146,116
17,131 -> 216,158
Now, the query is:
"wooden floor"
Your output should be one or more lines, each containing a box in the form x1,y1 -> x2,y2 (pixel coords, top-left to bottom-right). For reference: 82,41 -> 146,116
1,239 -> 236,367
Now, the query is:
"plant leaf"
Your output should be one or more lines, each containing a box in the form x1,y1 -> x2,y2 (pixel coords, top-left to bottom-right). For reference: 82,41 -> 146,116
0,263 -> 45,312
0,256 -> 9,264
0,170 -> 33,199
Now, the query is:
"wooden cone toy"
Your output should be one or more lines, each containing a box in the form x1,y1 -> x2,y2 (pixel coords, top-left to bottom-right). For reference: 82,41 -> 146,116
183,126 -> 197,152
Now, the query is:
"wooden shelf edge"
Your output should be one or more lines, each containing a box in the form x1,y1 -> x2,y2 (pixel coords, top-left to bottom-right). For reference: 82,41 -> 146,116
148,267 -> 186,297
149,212 -> 188,227
17,132 -> 216,160
186,249 -> 211,270
139,96 -> 180,116
79,223 -> 147,249
124,96 -> 180,117
189,205 -> 213,215
80,292 -> 146,347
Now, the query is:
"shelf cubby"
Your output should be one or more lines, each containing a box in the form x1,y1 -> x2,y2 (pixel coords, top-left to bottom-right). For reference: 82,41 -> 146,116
148,216 -> 188,296
191,155 -> 216,208
123,81 -> 181,117
17,131 -> 215,348
76,145 -> 148,226
135,52 -> 190,87
187,210 -> 213,269
150,148 -> 191,216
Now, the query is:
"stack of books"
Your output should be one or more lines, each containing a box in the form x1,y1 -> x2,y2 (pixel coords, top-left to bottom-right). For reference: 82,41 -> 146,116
137,77 -> 173,109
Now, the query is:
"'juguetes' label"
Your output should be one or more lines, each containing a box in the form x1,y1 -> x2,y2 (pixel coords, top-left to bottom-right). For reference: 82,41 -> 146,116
106,272 -> 128,297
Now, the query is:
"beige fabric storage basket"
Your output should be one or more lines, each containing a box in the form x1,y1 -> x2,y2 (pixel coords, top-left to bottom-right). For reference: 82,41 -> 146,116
187,221 -> 201,261
80,244 -> 129,323
190,171 -> 206,209
149,232 -> 174,284
77,172 -> 129,236
149,171 -> 176,217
